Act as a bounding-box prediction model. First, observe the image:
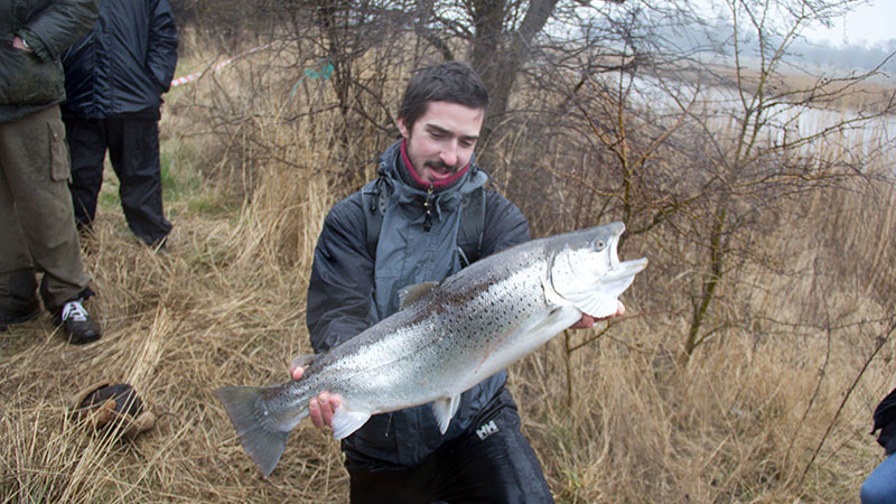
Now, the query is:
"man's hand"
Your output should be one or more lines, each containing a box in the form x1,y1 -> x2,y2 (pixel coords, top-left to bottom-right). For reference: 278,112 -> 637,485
11,36 -> 33,52
571,300 -> 626,329
289,361 -> 341,429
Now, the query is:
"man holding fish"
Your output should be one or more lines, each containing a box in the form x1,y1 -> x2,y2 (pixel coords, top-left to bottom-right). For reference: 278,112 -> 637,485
292,61 -> 628,502
216,60 -> 646,502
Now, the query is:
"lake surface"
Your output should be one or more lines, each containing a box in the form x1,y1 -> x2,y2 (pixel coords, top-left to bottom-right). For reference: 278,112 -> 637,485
626,74 -> 896,164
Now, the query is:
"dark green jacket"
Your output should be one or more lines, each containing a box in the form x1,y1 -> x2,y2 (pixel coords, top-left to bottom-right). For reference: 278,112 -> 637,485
0,0 -> 99,123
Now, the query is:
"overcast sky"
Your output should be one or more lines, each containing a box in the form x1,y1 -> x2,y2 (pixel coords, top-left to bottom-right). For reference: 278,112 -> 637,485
801,0 -> 893,46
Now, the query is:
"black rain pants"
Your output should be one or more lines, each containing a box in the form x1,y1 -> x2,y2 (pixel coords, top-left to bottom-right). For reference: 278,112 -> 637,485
345,388 -> 555,504
63,116 -> 171,246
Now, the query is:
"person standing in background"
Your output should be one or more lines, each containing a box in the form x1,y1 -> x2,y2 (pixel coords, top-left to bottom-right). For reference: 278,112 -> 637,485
61,0 -> 178,250
1,0 -> 103,343
861,387 -> 896,504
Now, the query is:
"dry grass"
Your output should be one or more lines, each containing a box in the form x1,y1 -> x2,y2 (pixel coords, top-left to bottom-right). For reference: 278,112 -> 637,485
2,37 -> 895,504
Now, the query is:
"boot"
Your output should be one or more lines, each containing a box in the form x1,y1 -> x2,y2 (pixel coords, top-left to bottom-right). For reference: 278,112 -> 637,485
0,269 -> 40,332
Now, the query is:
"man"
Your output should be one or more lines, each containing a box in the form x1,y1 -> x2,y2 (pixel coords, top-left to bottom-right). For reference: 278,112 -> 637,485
861,386 -> 896,504
61,0 -> 178,249
0,0 -> 102,343
293,61 -> 624,503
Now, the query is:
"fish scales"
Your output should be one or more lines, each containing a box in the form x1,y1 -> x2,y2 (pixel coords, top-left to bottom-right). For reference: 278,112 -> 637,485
215,222 -> 647,476
303,250 -> 546,400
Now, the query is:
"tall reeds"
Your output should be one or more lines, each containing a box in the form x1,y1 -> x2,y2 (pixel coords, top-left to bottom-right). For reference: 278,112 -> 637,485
1,31 -> 893,503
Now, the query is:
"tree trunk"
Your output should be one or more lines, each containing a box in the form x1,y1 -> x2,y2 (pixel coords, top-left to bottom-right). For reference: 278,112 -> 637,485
469,0 -> 560,143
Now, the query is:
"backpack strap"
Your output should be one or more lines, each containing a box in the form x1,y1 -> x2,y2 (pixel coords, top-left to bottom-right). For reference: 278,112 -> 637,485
456,186 -> 485,268
362,178 -> 386,259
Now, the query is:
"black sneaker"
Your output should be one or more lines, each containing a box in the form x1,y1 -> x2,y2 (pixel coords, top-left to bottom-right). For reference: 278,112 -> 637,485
0,303 -> 40,332
0,298 -> 40,332
57,299 -> 102,344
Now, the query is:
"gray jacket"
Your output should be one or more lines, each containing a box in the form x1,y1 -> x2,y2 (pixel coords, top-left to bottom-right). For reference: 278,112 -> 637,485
0,0 -> 98,122
306,140 -> 530,467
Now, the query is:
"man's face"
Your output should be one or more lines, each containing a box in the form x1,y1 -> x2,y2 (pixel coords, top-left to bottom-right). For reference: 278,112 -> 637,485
397,101 -> 484,185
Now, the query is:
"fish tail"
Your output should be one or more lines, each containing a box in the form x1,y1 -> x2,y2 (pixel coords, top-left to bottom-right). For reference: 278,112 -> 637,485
214,385 -> 307,477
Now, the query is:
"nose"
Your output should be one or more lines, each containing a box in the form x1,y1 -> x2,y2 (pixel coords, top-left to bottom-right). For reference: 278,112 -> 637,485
439,140 -> 458,168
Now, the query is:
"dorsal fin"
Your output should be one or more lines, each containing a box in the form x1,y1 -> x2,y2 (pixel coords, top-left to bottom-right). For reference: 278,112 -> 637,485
398,282 -> 439,309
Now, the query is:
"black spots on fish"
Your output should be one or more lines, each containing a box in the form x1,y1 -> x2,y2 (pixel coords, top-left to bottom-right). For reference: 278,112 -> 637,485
440,282 -> 490,309
421,267 -> 546,353
519,296 -> 536,313
449,307 -> 485,339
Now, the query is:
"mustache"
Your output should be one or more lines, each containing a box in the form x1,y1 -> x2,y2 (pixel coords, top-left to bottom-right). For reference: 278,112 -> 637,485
424,160 -> 457,172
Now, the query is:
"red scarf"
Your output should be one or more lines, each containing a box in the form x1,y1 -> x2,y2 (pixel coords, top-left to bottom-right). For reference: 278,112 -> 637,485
400,140 -> 470,191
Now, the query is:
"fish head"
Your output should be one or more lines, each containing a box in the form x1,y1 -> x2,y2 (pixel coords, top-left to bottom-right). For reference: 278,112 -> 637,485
547,222 -> 648,318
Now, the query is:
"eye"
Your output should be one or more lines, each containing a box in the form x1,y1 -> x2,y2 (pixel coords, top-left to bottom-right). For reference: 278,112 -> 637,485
593,239 -> 606,251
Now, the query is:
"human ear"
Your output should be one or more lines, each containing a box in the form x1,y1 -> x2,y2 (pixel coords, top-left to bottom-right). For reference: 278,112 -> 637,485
397,116 -> 410,139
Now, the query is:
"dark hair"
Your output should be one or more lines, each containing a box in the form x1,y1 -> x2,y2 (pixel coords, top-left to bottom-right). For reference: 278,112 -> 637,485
398,61 -> 489,130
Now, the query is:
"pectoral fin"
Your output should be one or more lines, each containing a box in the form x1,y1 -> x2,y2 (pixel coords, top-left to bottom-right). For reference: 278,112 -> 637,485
571,296 -> 620,319
331,409 -> 372,440
431,394 -> 461,434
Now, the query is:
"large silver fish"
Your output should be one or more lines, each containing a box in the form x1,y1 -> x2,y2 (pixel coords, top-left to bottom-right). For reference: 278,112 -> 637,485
215,222 -> 647,476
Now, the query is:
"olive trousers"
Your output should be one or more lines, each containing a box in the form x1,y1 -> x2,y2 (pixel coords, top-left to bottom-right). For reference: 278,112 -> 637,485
0,105 -> 91,314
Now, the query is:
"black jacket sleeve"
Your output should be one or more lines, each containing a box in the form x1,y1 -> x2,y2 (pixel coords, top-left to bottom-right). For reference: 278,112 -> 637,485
479,189 -> 530,258
19,0 -> 99,61
306,193 -> 377,353
147,0 -> 178,93
0,0 -> 98,119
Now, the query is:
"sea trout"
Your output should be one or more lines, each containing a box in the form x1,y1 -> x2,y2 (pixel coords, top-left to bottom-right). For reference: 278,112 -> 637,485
215,222 -> 647,476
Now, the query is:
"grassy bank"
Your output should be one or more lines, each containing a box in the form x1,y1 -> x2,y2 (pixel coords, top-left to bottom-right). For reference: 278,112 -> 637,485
1,34 -> 894,503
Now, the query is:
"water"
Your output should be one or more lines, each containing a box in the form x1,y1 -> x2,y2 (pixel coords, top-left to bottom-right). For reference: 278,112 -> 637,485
622,73 -> 895,164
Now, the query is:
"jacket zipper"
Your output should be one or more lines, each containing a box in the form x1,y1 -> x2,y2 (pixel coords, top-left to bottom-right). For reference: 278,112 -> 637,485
423,184 -> 434,232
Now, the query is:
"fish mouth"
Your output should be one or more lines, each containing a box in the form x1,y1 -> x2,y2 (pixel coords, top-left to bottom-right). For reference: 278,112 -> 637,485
608,233 -> 648,279
613,258 -> 649,286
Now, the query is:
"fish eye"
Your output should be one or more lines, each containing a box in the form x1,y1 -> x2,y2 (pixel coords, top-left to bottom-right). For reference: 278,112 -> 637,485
593,239 -> 606,251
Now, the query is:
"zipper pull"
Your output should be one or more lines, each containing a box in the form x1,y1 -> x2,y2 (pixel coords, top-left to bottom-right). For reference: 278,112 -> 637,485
423,184 -> 434,232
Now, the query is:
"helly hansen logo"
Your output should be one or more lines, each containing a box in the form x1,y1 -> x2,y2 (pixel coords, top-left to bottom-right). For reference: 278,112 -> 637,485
476,420 -> 499,440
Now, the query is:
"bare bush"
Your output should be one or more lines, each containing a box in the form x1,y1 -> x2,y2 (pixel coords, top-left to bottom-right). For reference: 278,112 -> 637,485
2,1 -> 895,502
